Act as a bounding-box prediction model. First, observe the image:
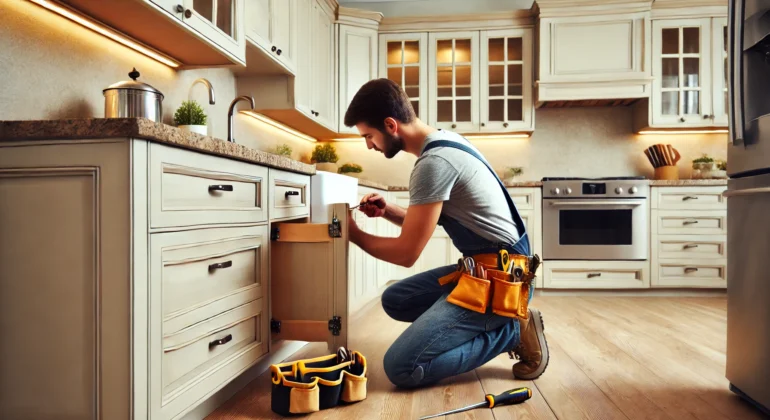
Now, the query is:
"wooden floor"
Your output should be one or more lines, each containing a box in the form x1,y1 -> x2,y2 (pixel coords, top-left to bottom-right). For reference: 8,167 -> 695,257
206,295 -> 768,420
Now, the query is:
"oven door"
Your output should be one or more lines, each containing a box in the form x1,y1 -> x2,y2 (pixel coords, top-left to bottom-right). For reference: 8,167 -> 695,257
543,198 -> 649,260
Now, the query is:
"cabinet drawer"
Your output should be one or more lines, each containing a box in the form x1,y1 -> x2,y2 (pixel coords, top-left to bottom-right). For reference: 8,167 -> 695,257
150,143 -> 268,229
656,235 -> 726,260
543,260 -> 649,289
653,261 -> 727,288
653,210 -> 726,235
652,186 -> 726,210
269,169 -> 310,220
507,188 -> 536,210
162,298 -> 267,397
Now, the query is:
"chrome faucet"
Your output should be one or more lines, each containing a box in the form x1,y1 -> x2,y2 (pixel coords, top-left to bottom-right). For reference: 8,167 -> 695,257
189,78 -> 216,104
227,95 -> 255,143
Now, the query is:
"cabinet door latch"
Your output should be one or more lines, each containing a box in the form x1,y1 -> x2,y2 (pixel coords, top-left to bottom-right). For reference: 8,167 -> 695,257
328,316 -> 341,336
328,216 -> 341,238
271,318 -> 281,333
271,227 -> 280,241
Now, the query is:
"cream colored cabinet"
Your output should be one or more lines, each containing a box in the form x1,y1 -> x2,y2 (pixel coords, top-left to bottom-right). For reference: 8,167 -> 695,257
507,187 -> 542,285
181,0 -> 246,63
311,0 -> 337,130
380,33 -> 429,121
337,13 -> 380,135
244,0 -> 297,73
711,17 -> 729,126
543,261 -> 651,289
481,29 -> 534,132
650,186 -> 727,288
429,31 -> 480,132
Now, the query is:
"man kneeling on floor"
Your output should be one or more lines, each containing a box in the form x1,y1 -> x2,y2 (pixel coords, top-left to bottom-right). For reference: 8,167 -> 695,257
343,78 -> 549,388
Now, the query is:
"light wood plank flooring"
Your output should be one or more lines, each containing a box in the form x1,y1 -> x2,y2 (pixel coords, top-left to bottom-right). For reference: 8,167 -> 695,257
206,296 -> 767,420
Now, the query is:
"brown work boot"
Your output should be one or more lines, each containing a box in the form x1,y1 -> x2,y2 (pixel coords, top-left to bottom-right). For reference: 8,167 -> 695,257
509,308 -> 549,380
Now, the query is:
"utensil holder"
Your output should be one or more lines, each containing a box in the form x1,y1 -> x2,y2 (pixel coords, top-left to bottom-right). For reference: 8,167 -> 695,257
654,165 -> 679,180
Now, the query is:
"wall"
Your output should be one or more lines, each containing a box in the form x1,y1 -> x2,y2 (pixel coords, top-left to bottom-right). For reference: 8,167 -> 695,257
0,0 -> 316,162
332,106 -> 729,186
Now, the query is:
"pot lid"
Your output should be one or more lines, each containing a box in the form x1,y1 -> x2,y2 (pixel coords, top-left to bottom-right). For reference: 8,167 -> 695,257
103,68 -> 164,98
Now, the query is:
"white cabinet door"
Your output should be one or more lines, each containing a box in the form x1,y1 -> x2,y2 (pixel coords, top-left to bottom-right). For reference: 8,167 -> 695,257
711,17 -> 729,127
182,0 -> 246,63
651,18 -> 713,127
148,0 -> 183,18
271,0 -> 296,72
379,33 -> 429,122
429,31 -> 480,132
244,0 -> 271,50
339,24 -> 378,134
294,0 -> 313,116
311,1 -> 336,131
480,28 -> 534,132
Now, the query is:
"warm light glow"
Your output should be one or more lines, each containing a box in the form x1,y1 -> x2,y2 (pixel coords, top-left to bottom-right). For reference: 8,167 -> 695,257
464,133 -> 531,139
28,0 -> 180,68
638,129 -> 729,135
240,111 -> 317,143
330,137 -> 366,142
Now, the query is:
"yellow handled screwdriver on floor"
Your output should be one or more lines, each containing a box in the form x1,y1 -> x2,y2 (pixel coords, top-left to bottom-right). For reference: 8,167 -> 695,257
418,387 -> 532,419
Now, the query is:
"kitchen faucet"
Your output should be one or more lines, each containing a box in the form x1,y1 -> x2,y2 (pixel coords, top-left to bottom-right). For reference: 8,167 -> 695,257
227,95 -> 255,143
189,78 -> 216,104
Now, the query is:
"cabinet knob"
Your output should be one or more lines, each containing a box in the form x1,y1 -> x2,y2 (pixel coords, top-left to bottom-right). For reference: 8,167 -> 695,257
503,122 -> 509,128
184,9 -> 192,18
271,46 -> 277,52
276,49 -> 282,55
175,4 -> 184,12
679,117 -> 686,122
451,123 -> 457,129
481,122 -> 485,127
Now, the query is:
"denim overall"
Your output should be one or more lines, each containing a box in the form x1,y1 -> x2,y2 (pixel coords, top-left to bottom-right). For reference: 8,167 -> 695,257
380,138 -> 533,388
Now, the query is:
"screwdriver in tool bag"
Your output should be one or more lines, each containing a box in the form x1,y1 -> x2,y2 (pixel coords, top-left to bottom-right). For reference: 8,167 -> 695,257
418,387 -> 532,419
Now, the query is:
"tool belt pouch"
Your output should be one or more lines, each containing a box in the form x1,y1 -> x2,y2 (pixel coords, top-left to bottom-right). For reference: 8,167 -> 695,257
270,348 -> 368,416
446,272 -> 491,314
487,269 -> 530,319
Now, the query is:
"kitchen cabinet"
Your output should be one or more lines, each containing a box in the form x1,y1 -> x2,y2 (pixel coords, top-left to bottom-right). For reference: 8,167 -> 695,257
481,29 -> 534,132
181,0 -> 245,62
243,0 -> 297,74
543,261 -> 651,289
380,33 -> 429,122
650,185 -> 728,288
429,31 -> 480,132
311,0 -> 337,131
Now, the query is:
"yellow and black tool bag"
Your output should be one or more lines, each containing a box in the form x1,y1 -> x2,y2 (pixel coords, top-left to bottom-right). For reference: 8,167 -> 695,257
270,347 -> 368,415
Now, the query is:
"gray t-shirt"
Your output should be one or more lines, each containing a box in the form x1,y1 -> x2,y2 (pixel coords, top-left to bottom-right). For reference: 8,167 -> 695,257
409,129 -> 520,245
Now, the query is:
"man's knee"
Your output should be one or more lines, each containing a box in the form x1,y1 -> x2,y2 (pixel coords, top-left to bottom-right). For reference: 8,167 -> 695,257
381,283 -> 409,321
383,343 -> 424,389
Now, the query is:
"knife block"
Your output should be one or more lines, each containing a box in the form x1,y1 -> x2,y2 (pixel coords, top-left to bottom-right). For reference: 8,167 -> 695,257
654,165 -> 679,180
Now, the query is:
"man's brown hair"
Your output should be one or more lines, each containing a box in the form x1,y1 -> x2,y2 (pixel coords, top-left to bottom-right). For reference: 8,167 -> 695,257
344,78 -> 416,132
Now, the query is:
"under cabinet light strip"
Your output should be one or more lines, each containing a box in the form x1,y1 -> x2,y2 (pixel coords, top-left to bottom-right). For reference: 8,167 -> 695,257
638,129 -> 729,135
28,0 -> 180,68
240,111 -> 317,143
330,133 -> 531,142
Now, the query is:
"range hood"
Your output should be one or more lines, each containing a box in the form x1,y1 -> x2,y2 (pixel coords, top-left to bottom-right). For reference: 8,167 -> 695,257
534,0 -> 655,106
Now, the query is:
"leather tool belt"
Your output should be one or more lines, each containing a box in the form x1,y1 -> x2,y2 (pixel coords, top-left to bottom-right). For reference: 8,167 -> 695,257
270,347 -> 367,416
438,253 -> 539,319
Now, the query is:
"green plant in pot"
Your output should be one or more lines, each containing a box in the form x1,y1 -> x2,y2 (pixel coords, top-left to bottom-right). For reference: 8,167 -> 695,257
504,166 -> 524,181
272,144 -> 292,158
338,163 -> 363,178
311,143 -> 339,172
692,154 -> 716,170
174,100 -> 208,135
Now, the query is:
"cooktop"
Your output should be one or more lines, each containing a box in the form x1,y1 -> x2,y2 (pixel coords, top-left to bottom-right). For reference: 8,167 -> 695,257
541,176 -> 647,181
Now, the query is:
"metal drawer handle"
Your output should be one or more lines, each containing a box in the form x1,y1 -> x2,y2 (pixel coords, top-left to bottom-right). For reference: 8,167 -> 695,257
587,273 -> 602,278
209,184 -> 234,192
285,190 -> 300,198
208,260 -> 232,272
209,334 -> 233,349
684,267 -> 699,273
683,220 -> 699,225
683,244 -> 699,249
683,196 -> 699,200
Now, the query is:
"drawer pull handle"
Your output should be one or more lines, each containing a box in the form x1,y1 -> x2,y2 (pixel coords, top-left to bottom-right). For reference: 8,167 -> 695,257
209,184 -> 233,192
208,260 -> 233,272
684,267 -> 699,273
209,334 -> 233,349
285,190 -> 300,198
683,244 -> 699,249
683,196 -> 699,201
587,273 -> 602,278
683,220 -> 699,225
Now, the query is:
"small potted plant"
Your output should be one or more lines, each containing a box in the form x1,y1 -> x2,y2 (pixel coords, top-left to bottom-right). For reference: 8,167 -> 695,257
272,144 -> 292,158
692,154 -> 716,171
174,100 -> 208,135
338,163 -> 363,178
311,143 -> 339,172
504,166 -> 524,182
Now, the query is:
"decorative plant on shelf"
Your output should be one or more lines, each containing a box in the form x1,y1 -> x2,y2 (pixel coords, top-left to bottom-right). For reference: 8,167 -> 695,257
504,166 -> 524,181
338,163 -> 363,177
716,159 -> 727,171
311,143 -> 339,172
174,100 -> 208,135
692,153 -> 715,169
273,144 -> 292,158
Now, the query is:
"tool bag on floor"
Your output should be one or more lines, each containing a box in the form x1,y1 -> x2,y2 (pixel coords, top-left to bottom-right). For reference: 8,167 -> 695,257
270,347 -> 368,416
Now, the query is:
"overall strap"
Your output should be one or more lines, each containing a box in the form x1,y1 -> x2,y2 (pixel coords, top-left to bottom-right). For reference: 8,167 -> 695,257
421,139 -> 528,243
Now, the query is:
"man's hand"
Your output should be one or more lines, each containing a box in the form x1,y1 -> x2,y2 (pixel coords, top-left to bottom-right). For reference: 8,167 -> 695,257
358,193 -> 386,218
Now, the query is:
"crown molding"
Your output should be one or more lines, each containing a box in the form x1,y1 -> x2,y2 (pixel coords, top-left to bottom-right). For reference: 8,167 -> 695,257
535,0 -> 654,17
338,6 -> 383,30
379,10 -> 536,33
651,0 -> 727,18
318,0 -> 338,18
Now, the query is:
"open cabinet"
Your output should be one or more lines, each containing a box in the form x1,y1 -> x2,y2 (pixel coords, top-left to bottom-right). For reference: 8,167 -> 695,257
269,202 -> 350,354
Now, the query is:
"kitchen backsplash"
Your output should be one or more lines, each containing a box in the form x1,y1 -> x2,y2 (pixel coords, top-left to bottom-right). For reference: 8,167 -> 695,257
3,1 -> 727,186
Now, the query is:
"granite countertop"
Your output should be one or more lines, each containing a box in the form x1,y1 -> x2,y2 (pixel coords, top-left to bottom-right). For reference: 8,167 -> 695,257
649,179 -> 728,186
356,179 -> 543,191
0,118 -> 316,175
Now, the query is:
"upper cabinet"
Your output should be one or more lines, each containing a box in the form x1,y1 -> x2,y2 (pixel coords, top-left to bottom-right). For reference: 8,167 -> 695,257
481,29 -> 534,132
181,0 -> 245,60
380,33 -> 429,122
242,0 -> 297,74
429,31 -> 480,132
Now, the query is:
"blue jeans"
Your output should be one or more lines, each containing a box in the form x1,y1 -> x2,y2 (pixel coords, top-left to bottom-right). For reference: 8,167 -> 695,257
381,215 -> 532,388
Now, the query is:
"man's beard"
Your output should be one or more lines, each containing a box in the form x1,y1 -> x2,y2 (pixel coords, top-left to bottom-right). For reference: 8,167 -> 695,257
381,132 -> 404,159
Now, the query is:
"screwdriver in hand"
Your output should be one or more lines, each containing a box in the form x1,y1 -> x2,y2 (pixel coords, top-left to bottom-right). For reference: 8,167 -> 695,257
418,387 -> 532,419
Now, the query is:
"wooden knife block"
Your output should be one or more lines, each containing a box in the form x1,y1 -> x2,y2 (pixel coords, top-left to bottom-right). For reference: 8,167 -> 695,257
654,165 -> 679,180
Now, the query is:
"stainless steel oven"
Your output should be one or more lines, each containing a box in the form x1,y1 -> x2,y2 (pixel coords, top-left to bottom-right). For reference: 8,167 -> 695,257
542,177 -> 650,260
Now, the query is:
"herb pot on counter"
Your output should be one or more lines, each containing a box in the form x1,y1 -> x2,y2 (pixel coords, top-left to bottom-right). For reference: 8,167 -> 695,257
103,68 -> 164,122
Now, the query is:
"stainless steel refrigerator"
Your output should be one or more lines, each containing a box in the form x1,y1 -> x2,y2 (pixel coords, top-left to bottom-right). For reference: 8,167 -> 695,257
725,0 -> 770,415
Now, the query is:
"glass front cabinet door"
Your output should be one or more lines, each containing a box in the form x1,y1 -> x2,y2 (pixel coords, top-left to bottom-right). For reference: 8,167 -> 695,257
711,17 -> 728,127
379,33 -> 429,122
183,0 -> 245,62
428,31 -> 480,132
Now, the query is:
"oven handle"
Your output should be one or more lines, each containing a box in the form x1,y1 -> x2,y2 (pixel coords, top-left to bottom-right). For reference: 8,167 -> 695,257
548,200 -> 644,208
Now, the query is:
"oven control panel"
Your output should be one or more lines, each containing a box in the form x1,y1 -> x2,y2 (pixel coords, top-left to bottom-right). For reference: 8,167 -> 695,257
582,183 -> 606,195
543,179 -> 649,199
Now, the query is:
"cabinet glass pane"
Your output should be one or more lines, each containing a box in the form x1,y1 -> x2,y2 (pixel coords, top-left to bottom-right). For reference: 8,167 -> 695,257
489,38 -> 504,62
437,100 -> 452,122
683,90 -> 700,114
404,41 -> 419,64
662,91 -> 679,115
457,100 -> 471,122
662,58 -> 679,88
490,99 -> 504,121
455,39 -> 471,63
456,66 -> 471,96
507,37 -> 522,61
437,68 -> 452,97
405,67 -> 419,98
216,0 -> 233,36
508,65 -> 522,95
508,99 -> 523,121
437,40 -> 453,64
387,42 -> 402,65
489,65 -> 504,96
662,28 -> 679,54
683,27 -> 700,54
194,0 -> 213,22
411,100 -> 420,117
387,67 -> 402,86
683,58 -> 700,87
723,26 -> 728,51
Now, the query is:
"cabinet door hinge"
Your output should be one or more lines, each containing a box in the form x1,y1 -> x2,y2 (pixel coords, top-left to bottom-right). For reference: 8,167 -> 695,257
270,318 -> 281,333
328,216 -> 341,238
271,226 -> 280,241
328,316 -> 341,336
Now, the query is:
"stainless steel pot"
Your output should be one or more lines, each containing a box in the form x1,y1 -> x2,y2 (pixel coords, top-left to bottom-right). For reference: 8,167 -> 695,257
103,67 -> 164,121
